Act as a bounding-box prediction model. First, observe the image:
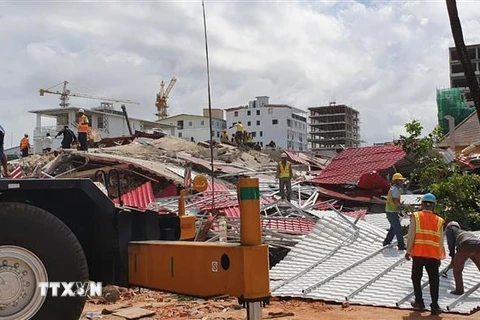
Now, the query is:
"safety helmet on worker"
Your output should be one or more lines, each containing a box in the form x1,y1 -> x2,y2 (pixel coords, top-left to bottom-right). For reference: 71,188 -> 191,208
392,173 -> 405,181
281,153 -> 287,158
421,193 -> 437,204
78,108 -> 85,114
446,221 -> 460,230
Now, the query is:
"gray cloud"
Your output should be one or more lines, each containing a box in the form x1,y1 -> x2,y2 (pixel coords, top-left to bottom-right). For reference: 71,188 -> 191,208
1,0 -> 480,148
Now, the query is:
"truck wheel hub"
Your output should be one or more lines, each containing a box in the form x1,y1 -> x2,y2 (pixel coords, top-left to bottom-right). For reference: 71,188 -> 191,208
0,246 -> 48,320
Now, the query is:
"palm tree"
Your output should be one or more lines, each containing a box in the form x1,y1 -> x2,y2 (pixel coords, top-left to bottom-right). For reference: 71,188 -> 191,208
446,0 -> 480,124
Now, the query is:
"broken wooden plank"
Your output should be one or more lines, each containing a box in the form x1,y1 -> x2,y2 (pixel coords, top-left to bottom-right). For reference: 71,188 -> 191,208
112,307 -> 156,319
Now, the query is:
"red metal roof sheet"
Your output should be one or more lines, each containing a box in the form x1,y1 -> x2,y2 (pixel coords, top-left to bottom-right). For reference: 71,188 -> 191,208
113,181 -> 154,210
284,150 -> 310,166
310,145 -> 405,185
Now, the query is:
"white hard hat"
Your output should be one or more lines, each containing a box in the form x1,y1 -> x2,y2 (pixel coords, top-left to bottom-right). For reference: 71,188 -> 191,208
281,153 -> 287,158
78,109 -> 85,113
446,221 -> 460,229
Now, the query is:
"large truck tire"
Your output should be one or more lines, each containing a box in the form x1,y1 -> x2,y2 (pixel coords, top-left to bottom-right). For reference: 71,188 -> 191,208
0,202 -> 89,320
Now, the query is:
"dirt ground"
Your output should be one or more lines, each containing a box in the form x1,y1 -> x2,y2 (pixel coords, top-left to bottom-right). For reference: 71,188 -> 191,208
81,288 -> 480,320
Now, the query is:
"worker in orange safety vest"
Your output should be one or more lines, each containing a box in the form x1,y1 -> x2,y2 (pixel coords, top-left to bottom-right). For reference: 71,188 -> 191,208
405,193 -> 445,316
20,134 -> 30,158
276,152 -> 293,202
77,109 -> 89,151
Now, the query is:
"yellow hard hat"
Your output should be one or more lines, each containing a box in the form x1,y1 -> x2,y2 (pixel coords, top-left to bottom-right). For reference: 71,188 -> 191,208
392,173 -> 405,181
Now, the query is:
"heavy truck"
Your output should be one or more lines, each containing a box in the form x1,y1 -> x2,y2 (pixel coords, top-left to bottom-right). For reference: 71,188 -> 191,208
0,176 -> 270,320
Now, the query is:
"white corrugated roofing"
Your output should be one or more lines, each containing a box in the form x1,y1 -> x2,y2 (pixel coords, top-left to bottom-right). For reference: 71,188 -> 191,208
270,212 -> 480,314
364,213 -> 410,231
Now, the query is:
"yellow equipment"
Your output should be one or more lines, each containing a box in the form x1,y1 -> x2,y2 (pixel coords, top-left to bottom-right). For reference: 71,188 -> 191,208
128,177 -> 270,319
155,77 -> 177,120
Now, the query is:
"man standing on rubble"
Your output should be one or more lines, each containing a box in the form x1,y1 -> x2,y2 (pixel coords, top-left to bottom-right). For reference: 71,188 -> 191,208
444,221 -> 480,295
19,134 -> 30,158
229,121 -> 244,146
405,193 -> 445,315
276,153 -> 292,202
0,125 -> 10,177
383,173 -> 407,250
55,125 -> 77,149
77,109 -> 89,151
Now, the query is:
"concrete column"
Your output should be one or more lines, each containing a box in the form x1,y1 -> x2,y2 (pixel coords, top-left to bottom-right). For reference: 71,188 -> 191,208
36,114 -> 42,129
444,115 -> 456,152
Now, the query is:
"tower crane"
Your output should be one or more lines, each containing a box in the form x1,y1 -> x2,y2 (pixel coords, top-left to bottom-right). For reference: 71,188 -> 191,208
39,81 -> 140,107
155,77 -> 176,120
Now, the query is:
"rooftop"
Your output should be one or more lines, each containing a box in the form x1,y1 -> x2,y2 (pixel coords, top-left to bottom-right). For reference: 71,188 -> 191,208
438,111 -> 480,148
310,145 -> 406,185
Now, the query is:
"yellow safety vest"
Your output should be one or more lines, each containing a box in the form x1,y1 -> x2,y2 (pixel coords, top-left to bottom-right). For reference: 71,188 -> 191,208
235,123 -> 244,132
278,161 -> 291,179
78,115 -> 89,133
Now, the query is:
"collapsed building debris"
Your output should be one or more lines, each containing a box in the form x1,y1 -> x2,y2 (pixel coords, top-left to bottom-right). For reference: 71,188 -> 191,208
270,210 -> 480,314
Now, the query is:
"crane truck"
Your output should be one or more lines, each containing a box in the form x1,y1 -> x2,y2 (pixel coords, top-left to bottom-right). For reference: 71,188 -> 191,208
0,176 -> 270,320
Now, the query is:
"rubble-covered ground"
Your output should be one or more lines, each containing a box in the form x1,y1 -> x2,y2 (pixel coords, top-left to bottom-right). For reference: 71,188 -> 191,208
82,287 -> 474,320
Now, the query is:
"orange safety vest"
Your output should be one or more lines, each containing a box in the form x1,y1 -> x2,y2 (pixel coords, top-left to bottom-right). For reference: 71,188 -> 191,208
20,137 -> 29,149
410,211 -> 446,260
278,161 -> 291,179
78,115 -> 89,133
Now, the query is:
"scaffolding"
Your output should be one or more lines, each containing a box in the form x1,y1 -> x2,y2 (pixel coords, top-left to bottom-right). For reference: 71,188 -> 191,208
436,88 -> 475,135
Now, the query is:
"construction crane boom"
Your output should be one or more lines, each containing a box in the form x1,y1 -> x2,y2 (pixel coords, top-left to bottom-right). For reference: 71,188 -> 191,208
155,77 -> 176,120
39,81 -> 140,108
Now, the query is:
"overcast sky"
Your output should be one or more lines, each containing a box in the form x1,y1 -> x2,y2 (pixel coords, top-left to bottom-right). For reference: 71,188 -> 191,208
1,0 -> 479,149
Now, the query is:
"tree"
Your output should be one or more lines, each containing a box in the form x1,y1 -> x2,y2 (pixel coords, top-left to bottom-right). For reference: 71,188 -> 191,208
446,0 -> 480,123
397,120 -> 480,230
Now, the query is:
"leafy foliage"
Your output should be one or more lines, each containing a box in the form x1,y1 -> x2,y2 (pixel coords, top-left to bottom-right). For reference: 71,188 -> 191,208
431,172 -> 480,230
396,120 -> 480,230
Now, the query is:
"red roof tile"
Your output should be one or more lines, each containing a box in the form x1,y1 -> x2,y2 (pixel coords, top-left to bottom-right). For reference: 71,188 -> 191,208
310,145 -> 405,185
113,181 -> 155,210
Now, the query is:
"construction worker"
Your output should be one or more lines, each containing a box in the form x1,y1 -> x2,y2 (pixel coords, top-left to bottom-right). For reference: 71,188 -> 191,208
55,125 -> 77,149
276,153 -> 292,202
229,121 -> 244,146
77,109 -> 89,151
220,130 -> 229,143
246,132 -> 253,147
445,221 -> 480,295
382,173 -> 407,250
0,125 -> 10,177
43,132 -> 53,153
405,193 -> 445,315
20,134 -> 30,158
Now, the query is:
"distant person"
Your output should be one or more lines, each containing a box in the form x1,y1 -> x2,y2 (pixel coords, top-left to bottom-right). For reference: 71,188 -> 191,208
77,109 -> 89,151
55,126 -> 77,149
220,130 -> 229,143
190,137 -> 195,143
43,132 -> 53,153
0,125 -> 10,177
254,142 -> 261,151
20,134 -> 30,157
267,140 -> 276,148
445,221 -> 480,295
383,173 -> 407,250
405,193 -> 445,315
229,121 -> 244,145
276,153 -> 293,202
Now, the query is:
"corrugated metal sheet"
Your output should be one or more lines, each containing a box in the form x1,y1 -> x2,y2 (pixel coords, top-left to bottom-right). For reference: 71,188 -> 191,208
401,194 -> 424,206
113,181 -> 154,210
364,213 -> 410,231
270,212 -> 480,314
310,145 -> 406,185
284,150 -> 310,166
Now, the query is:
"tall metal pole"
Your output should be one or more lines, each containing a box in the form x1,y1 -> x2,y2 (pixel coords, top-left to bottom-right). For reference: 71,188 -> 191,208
202,0 -> 215,210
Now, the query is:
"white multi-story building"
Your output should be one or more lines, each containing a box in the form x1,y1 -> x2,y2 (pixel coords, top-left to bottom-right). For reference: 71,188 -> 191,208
224,96 -> 308,151
156,109 -> 227,142
29,103 -> 176,154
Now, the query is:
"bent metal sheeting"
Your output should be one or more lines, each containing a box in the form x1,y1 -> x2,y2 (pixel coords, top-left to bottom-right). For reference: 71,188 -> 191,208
310,145 -> 406,185
270,212 -> 480,314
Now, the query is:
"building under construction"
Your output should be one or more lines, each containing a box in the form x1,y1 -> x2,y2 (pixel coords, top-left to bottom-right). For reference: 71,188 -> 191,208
308,102 -> 360,152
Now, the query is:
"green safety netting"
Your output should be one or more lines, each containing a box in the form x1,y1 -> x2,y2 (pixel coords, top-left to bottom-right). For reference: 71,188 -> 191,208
436,88 -> 475,135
